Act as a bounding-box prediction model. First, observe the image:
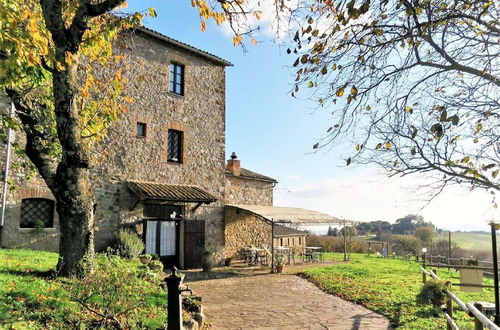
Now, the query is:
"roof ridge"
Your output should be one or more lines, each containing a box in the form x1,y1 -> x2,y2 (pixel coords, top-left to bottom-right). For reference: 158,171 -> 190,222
135,27 -> 233,67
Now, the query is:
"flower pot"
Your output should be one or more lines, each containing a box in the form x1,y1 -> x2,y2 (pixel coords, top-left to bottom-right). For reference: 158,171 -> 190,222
202,254 -> 214,272
276,265 -> 283,273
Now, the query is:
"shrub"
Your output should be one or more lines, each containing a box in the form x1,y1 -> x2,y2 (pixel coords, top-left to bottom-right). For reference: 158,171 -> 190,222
70,254 -> 165,329
111,229 -> 144,259
416,280 -> 450,307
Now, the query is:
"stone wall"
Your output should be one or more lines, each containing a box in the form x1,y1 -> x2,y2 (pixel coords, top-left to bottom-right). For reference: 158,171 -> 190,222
0,31 -> 228,263
225,176 -> 274,206
224,206 -> 272,258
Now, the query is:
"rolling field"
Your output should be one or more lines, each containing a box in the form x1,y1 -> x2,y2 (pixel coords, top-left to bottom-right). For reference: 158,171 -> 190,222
436,232 -> 492,251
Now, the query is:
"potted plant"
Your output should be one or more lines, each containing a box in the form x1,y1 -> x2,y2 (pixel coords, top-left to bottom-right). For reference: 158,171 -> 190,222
139,254 -> 152,264
202,251 -> 214,272
416,280 -> 450,307
275,253 -> 285,273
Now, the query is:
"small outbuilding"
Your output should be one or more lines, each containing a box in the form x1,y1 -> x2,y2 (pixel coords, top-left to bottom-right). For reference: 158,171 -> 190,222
224,204 -> 337,258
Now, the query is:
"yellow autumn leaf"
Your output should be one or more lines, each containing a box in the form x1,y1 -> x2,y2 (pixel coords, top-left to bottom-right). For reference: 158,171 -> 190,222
405,106 -> 412,112
232,35 -> 242,46
124,96 -> 134,103
201,21 -> 206,32
385,142 -> 391,149
336,87 -> 344,97
375,143 -> 382,149
350,86 -> 358,95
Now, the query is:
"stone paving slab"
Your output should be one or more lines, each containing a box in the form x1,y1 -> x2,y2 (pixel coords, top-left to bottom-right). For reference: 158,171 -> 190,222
188,273 -> 392,329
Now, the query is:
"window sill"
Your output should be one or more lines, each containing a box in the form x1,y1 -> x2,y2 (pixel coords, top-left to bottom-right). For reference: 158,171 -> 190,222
167,91 -> 184,98
17,227 -> 57,232
167,161 -> 183,166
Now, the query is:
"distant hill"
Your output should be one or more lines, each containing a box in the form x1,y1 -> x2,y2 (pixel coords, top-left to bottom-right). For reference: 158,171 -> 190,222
435,232 -> 492,251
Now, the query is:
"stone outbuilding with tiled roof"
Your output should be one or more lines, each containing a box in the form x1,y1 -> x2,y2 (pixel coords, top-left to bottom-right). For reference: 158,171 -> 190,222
224,152 -> 277,206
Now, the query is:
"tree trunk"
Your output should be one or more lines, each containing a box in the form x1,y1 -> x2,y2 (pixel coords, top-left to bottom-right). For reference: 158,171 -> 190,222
51,57 -> 95,276
54,169 -> 95,276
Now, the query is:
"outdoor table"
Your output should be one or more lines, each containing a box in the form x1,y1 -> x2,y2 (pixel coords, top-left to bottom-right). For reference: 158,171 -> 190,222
305,247 -> 323,262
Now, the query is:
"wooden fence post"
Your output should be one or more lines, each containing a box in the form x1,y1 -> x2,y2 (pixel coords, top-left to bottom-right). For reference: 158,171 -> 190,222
446,298 -> 453,330
474,303 -> 484,330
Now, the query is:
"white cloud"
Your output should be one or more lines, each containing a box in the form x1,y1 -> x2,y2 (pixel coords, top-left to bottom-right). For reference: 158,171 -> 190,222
274,168 -> 494,231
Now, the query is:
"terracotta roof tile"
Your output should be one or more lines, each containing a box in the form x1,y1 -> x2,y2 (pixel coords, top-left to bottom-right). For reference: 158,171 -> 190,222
127,181 -> 217,203
225,168 -> 277,183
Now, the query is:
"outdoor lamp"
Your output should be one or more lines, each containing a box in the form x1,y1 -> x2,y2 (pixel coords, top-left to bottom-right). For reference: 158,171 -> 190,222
421,247 -> 427,253
484,207 -> 500,325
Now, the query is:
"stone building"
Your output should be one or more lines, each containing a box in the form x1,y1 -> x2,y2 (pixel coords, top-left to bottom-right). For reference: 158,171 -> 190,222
0,28 -> 236,268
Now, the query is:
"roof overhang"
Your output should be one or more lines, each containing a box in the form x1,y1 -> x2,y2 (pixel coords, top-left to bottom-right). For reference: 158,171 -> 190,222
226,204 -> 358,225
128,181 -> 217,204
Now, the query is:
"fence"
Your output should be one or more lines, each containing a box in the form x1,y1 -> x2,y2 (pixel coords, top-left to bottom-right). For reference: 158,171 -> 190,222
420,266 -> 500,330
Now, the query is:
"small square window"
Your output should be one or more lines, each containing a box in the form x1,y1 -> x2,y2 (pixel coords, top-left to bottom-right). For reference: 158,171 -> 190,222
168,129 -> 183,163
169,63 -> 184,95
137,122 -> 147,137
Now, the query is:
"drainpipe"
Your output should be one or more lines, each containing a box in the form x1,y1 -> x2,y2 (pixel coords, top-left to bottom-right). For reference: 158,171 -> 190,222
0,102 -> 14,248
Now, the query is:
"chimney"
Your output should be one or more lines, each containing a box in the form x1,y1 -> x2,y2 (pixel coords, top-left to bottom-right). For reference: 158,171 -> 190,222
227,152 -> 241,176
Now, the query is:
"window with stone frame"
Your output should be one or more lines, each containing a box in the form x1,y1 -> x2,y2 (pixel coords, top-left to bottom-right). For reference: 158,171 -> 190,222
167,129 -> 183,163
169,63 -> 184,95
20,198 -> 55,228
136,122 -> 147,137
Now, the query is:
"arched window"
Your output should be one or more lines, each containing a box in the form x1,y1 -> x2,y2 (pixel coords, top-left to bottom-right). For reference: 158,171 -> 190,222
20,198 -> 55,228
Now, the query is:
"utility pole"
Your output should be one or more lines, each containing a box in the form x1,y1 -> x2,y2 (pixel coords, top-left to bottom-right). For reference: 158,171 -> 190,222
0,102 -> 14,248
343,219 -> 347,261
448,231 -> 452,260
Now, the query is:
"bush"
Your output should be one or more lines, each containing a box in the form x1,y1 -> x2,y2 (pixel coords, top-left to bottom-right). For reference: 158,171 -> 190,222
70,254 -> 165,328
416,280 -> 450,307
111,229 -> 144,259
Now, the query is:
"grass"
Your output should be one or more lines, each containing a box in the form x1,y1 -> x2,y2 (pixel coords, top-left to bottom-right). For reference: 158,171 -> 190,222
435,232 -> 492,251
301,253 -> 495,329
0,249 -> 167,329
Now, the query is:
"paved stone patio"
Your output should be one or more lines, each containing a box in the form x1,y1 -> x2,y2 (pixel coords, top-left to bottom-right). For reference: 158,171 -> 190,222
186,264 -> 391,330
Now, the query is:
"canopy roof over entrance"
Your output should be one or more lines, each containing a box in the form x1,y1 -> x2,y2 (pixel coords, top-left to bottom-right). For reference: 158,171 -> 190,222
127,181 -> 217,203
227,204 -> 359,225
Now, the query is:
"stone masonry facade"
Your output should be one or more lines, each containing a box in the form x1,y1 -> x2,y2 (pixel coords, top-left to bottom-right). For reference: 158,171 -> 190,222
224,207 -> 272,258
0,29 -> 228,261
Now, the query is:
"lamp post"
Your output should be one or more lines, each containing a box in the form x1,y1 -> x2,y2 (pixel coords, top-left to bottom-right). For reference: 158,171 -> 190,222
485,207 -> 500,326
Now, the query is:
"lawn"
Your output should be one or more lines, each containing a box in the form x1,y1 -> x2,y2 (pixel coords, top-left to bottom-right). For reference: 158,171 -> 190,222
301,253 -> 495,329
0,249 -> 167,329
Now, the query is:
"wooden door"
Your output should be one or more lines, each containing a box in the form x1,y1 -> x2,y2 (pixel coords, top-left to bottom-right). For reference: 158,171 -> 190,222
184,220 -> 205,269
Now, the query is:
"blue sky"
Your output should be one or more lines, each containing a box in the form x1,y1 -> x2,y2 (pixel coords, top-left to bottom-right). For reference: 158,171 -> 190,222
126,1 -> 494,232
